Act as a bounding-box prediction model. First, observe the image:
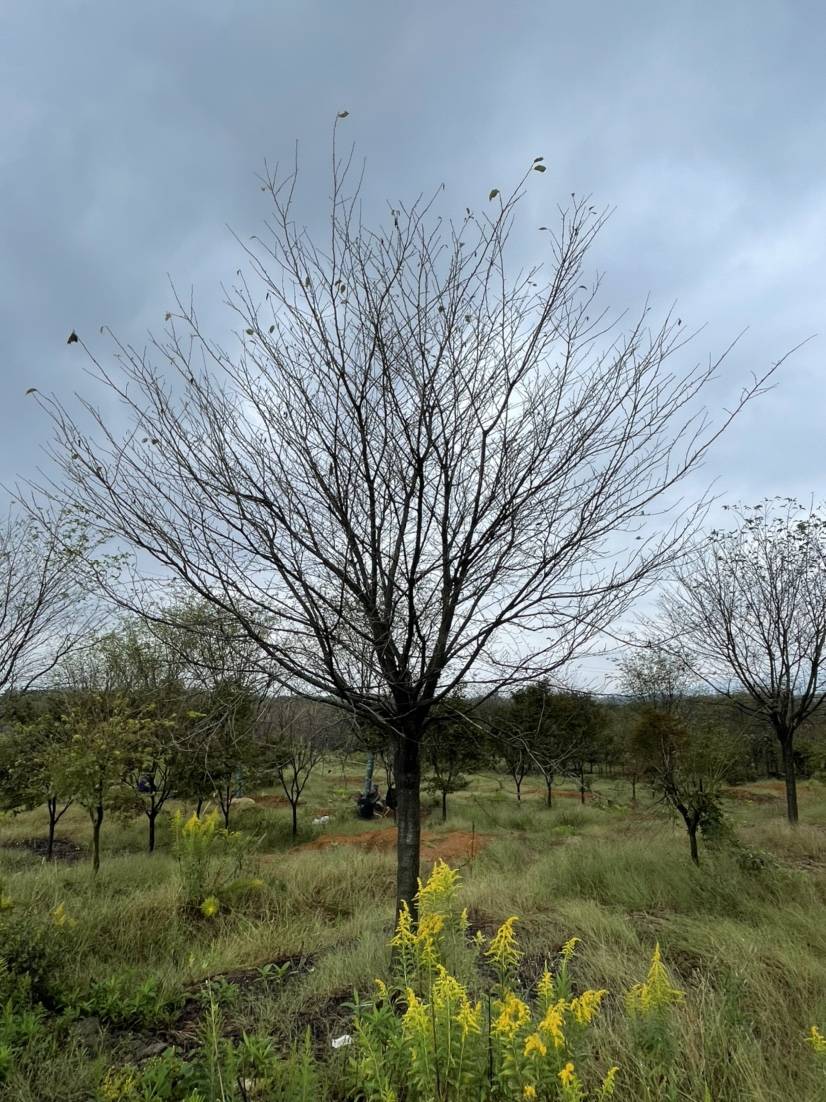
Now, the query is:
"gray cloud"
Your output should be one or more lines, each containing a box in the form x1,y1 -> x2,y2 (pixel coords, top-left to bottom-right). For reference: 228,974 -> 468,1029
2,0 -> 824,518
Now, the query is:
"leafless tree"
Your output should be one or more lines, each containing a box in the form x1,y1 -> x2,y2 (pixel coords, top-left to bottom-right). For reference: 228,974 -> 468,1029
661,500 -> 826,823
258,697 -> 335,837
0,506 -> 96,696
38,137 -> 780,918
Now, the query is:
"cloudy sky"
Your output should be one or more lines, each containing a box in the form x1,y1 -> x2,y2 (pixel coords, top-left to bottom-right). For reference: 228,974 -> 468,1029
2,1 -> 825,675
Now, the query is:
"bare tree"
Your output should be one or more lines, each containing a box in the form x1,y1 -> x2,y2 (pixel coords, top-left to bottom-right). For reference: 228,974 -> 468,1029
259,697 -> 334,838
661,500 -> 826,824
0,506 -> 96,695
38,137 -> 779,918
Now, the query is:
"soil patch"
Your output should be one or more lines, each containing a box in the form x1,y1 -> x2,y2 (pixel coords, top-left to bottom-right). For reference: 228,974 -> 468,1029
302,827 -> 490,864
1,836 -> 86,862
723,787 -> 780,804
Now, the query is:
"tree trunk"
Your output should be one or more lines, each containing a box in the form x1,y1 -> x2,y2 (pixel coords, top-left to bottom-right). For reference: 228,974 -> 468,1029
394,728 -> 422,927
441,789 -> 448,823
687,819 -> 699,865
148,809 -> 157,853
196,796 -> 204,817
91,804 -> 104,874
47,798 -> 57,861
291,800 -> 298,839
780,734 -> 799,824
514,777 -> 522,802
545,780 -> 552,808
631,775 -> 637,804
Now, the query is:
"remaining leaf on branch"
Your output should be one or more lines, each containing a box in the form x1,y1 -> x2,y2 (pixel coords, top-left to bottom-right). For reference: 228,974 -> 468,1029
489,189 -> 500,201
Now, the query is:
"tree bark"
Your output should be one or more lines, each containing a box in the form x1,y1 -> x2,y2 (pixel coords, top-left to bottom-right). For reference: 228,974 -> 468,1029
394,728 -> 422,927
441,790 -> 448,823
291,800 -> 298,839
687,819 -> 699,865
91,804 -> 104,874
545,780 -> 553,808
514,777 -> 522,802
47,798 -> 57,861
780,734 -> 799,824
148,809 -> 157,853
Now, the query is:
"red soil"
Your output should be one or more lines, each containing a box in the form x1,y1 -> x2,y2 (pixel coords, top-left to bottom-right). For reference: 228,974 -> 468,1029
302,826 -> 491,863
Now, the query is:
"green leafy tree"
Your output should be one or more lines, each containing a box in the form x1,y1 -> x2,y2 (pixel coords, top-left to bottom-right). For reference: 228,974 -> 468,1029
55,690 -> 146,872
423,697 -> 490,821
0,694 -> 74,859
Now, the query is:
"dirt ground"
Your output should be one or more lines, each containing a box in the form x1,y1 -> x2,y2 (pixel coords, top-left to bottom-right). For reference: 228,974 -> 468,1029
302,826 -> 491,863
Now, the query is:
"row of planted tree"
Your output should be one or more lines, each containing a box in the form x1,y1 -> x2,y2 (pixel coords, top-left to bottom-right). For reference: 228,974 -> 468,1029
3,580 -> 823,873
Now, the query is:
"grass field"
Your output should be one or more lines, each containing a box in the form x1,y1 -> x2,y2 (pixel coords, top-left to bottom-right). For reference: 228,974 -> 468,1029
2,764 -> 826,1100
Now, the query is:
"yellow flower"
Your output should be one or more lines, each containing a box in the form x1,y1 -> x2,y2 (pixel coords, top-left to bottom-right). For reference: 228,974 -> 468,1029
374,978 -> 389,1000
600,1065 -> 620,1097
570,988 -> 607,1025
433,965 -> 465,1008
391,901 -> 416,950
537,966 -> 555,1004
561,937 -> 580,962
402,988 -> 429,1035
486,916 -> 522,975
523,1086 -> 537,1100
539,999 -> 568,1049
417,859 -> 459,915
523,1031 -> 548,1058
625,943 -> 683,1016
559,1061 -> 576,1086
200,895 -> 220,918
492,991 -> 531,1040
808,1025 -> 826,1054
416,912 -> 445,968
456,997 -> 483,1037
51,902 -> 77,928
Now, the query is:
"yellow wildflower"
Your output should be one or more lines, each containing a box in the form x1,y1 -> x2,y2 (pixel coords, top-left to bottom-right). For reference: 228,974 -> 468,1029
456,997 -> 483,1037
374,978 -> 389,1000
391,901 -> 416,950
808,1025 -> 826,1054
559,1061 -> 576,1086
539,999 -> 568,1049
523,1031 -> 548,1058
625,943 -> 684,1016
561,937 -> 580,962
433,965 -> 465,1008
200,895 -> 220,918
492,991 -> 531,1040
523,1086 -> 537,1100
486,916 -> 522,975
537,966 -> 555,1004
51,901 -> 77,928
417,859 -> 459,915
402,988 -> 429,1035
416,912 -> 445,968
570,988 -> 607,1025
600,1065 -> 620,1097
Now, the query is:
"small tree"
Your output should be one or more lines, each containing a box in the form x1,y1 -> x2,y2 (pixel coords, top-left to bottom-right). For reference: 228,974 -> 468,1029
510,685 -> 605,806
663,500 -> 826,823
96,621 -> 186,852
423,698 -> 490,821
259,697 -> 333,838
619,642 -> 741,862
629,708 -> 738,864
0,694 -> 74,859
56,692 -> 144,872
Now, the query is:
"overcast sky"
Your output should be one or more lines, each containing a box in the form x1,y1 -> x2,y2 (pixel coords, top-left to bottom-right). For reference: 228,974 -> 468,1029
2,1 -> 825,679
